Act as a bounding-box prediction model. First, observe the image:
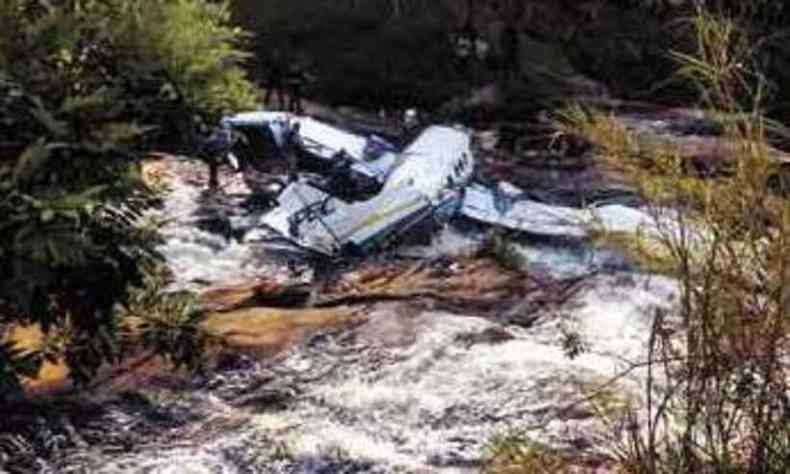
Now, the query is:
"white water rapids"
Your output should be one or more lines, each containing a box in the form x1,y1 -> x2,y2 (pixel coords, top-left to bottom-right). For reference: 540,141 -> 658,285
48,154 -> 677,473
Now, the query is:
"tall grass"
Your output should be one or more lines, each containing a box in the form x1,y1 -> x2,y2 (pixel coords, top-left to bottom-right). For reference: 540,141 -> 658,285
487,7 -> 790,473
560,8 -> 790,473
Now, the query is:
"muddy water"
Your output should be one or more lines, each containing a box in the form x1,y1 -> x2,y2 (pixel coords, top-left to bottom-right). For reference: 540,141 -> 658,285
12,144 -> 676,473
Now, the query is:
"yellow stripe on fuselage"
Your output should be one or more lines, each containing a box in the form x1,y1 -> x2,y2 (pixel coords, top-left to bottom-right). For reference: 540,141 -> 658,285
337,198 -> 426,242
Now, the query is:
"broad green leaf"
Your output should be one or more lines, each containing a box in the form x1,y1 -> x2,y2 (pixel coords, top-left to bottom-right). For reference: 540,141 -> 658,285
13,139 -> 51,183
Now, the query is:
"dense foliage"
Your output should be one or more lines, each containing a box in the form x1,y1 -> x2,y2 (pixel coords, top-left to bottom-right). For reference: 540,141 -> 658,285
235,0 -> 466,111
0,0 -> 257,396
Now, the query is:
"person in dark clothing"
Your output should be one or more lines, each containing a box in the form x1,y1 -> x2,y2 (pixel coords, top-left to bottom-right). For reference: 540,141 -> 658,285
200,121 -> 234,190
264,49 -> 286,110
501,24 -> 520,81
329,149 -> 356,199
453,21 -> 477,75
286,63 -> 308,114
282,121 -> 302,182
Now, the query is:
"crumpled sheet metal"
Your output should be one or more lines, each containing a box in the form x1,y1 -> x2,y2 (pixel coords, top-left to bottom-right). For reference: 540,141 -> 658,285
461,182 -> 653,238
256,125 -> 476,257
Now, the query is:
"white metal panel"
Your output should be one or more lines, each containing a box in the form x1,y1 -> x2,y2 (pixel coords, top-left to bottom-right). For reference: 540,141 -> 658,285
223,111 -> 292,146
259,181 -> 331,239
383,126 -> 474,200
294,117 -> 368,161
259,181 -> 433,255
223,111 -> 292,125
461,184 -> 588,238
322,187 -> 430,245
461,183 -> 655,238
223,111 -> 398,179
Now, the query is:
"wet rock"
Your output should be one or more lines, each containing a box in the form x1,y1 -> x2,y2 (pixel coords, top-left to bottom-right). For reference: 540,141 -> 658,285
200,280 -> 312,313
231,387 -> 294,411
454,326 -> 515,348
201,306 -> 360,355
195,216 -> 234,241
213,352 -> 257,373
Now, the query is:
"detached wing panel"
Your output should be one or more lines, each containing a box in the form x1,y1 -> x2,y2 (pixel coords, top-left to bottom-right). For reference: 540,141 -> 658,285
461,184 -> 654,238
460,184 -> 588,238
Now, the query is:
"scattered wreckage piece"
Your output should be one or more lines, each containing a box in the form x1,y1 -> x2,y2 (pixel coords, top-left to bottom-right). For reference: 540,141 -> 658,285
460,182 -> 652,239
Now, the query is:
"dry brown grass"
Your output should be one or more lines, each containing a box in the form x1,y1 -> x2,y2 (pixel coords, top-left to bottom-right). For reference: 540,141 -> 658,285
551,9 -> 790,474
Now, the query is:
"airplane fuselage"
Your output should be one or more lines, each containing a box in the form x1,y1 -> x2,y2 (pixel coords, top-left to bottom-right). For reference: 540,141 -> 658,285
223,111 -> 475,257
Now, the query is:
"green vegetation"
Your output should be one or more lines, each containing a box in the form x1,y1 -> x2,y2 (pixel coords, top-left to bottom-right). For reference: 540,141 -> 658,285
476,229 -> 528,273
0,0 -> 257,397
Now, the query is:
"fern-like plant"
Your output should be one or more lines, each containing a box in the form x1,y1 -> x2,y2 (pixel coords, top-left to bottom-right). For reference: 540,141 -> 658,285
0,0 -> 258,394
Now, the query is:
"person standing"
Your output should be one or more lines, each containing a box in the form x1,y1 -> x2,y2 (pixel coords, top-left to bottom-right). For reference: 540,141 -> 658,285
282,121 -> 302,182
264,49 -> 286,110
475,35 -> 490,63
286,62 -> 308,114
200,121 -> 234,190
453,21 -> 476,75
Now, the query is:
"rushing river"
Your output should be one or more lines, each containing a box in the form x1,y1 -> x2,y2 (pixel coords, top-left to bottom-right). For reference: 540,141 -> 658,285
7,116 -> 686,472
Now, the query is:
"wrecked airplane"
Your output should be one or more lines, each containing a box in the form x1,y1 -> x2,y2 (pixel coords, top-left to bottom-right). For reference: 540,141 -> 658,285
221,111 -> 647,259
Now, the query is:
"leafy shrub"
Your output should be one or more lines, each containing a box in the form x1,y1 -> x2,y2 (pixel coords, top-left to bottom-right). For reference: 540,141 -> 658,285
0,0 -> 258,392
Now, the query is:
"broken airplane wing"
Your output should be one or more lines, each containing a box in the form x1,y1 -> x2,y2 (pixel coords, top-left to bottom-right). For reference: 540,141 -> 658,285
460,183 -> 652,238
